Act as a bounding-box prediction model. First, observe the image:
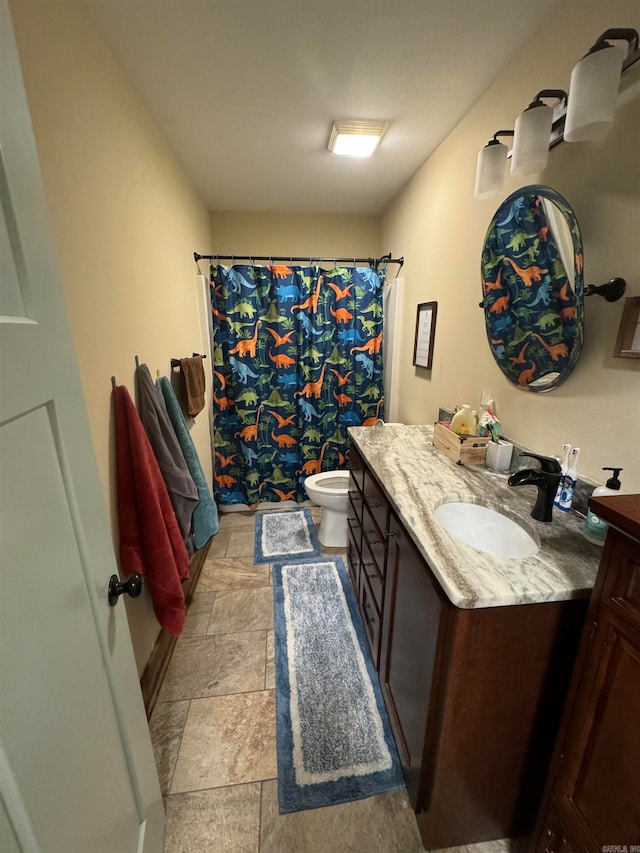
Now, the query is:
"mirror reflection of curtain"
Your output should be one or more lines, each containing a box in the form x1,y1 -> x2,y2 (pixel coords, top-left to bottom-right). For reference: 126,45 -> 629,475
210,263 -> 385,506
482,194 -> 579,389
541,198 -> 574,292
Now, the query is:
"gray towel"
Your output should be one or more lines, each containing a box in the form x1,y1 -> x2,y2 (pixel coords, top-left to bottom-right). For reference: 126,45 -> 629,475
157,375 -> 219,548
136,363 -> 199,553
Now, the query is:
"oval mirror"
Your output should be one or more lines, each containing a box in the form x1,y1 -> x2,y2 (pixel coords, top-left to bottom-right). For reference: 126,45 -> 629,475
480,185 -> 584,392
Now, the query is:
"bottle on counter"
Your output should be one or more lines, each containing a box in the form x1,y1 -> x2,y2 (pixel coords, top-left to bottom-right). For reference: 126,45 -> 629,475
557,447 -> 580,512
582,467 -> 624,546
450,404 -> 477,436
554,443 -> 572,508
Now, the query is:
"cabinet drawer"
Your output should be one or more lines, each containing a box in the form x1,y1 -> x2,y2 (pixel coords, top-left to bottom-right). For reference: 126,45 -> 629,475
349,444 -> 365,493
361,534 -> 384,613
362,503 -> 387,577
347,526 -> 361,597
359,572 -> 381,668
363,469 -> 389,540
347,490 -> 363,528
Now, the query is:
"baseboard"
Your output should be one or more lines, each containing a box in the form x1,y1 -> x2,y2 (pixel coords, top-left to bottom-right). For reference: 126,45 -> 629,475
140,537 -> 212,718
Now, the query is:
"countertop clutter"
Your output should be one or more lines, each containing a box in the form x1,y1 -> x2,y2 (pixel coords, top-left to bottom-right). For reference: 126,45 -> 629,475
348,423 -> 601,609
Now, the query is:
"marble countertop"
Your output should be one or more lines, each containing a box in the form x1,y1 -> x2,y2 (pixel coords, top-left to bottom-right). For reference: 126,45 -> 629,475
348,424 -> 602,610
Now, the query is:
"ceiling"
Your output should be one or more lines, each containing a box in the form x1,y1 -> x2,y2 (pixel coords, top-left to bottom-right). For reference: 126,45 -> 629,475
84,0 -> 557,215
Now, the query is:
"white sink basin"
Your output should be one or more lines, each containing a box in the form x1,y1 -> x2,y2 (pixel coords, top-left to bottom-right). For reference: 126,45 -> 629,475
435,498 -> 539,559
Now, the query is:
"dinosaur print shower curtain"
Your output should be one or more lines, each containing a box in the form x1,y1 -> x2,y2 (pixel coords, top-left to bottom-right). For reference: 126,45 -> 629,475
210,263 -> 385,506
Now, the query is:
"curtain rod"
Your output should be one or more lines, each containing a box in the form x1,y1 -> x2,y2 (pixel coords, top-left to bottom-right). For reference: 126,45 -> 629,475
194,251 -> 404,273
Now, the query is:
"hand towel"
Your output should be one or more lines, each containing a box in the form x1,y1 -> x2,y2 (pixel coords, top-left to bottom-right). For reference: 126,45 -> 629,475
113,384 -> 189,636
136,363 -> 199,553
157,375 -> 219,547
180,355 -> 206,417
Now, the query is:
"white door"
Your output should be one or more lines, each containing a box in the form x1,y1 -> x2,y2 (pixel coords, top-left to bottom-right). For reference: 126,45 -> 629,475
0,4 -> 164,851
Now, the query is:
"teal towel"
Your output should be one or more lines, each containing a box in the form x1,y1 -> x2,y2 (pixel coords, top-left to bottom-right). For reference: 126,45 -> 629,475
157,376 -> 218,546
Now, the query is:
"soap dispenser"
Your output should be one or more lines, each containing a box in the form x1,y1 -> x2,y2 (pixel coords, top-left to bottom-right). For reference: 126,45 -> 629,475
583,468 -> 624,546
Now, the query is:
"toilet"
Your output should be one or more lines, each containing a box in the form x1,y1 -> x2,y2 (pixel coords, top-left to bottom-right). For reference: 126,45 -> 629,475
304,470 -> 350,547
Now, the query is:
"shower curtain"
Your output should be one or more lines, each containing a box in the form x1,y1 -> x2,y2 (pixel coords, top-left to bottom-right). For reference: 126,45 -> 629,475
210,263 -> 385,506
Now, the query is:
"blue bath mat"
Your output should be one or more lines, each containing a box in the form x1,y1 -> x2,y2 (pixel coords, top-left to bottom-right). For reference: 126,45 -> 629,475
254,508 -> 321,564
273,556 -> 404,813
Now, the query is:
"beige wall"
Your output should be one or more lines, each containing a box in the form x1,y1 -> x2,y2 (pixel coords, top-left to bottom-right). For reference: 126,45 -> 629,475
210,211 -> 380,259
11,0 -> 213,673
381,0 -> 640,491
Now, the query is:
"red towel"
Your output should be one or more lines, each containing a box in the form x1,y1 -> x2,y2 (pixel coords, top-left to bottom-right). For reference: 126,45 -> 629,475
113,384 -> 189,635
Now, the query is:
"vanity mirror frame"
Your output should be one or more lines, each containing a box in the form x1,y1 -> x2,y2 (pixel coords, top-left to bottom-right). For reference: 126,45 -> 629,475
480,185 -> 584,392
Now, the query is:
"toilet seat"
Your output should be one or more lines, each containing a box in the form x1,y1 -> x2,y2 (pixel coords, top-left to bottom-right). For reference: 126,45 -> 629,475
305,470 -> 350,494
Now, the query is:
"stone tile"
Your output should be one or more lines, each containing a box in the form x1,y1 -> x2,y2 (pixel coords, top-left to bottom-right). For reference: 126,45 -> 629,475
164,783 -> 261,853
436,839 -> 530,853
225,529 -> 256,558
198,557 -> 269,591
309,505 -> 323,523
148,700 -> 189,797
170,691 -> 276,793
182,591 -> 215,637
217,510 -> 257,531
208,587 -> 274,635
207,531 -> 231,559
265,629 -> 275,689
158,632 -> 266,702
259,780 -> 423,853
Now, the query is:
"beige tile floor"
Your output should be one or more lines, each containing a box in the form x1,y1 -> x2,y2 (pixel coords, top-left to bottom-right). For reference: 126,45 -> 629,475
150,507 -> 526,853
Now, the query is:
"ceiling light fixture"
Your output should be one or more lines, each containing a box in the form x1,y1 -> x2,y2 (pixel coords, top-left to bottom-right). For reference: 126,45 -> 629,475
474,27 -> 639,200
328,120 -> 388,157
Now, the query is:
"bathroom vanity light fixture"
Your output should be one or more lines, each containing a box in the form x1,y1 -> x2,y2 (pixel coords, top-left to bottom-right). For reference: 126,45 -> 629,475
474,28 -> 639,199
565,29 -> 638,141
511,90 -> 567,176
474,130 -> 514,199
328,120 -> 388,157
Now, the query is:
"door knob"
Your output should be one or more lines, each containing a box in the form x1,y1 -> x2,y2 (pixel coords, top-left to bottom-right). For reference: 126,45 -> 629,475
108,573 -> 144,606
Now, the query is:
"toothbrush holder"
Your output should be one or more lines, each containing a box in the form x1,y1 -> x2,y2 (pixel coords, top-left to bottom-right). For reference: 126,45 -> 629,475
485,440 -> 514,473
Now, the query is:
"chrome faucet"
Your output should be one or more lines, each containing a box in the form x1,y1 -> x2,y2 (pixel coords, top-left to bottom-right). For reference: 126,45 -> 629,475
507,452 -> 562,523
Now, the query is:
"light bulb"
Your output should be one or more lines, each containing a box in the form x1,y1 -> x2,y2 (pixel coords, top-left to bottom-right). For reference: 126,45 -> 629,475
474,142 -> 507,199
565,44 -> 624,142
511,102 -> 553,175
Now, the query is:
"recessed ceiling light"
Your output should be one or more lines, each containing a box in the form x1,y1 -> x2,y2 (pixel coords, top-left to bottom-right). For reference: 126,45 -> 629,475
328,120 -> 388,157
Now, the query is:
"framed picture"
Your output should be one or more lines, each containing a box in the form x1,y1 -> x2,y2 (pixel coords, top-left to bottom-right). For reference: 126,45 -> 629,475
413,301 -> 438,369
613,296 -> 640,359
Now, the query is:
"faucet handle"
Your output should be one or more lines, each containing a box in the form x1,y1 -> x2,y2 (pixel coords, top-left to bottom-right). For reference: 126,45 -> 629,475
518,452 -> 562,475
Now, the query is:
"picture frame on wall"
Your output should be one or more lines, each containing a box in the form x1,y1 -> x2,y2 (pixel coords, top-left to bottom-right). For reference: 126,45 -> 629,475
413,301 -> 438,369
613,296 -> 640,359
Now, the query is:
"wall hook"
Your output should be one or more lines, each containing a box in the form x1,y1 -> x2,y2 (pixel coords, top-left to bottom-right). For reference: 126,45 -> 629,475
585,277 -> 626,302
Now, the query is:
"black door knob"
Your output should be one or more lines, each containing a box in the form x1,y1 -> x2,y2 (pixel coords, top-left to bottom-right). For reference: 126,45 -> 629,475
108,573 -> 144,607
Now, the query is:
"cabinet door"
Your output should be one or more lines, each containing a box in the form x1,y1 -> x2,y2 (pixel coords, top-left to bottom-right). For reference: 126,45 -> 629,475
554,606 -> 640,847
380,512 -> 447,809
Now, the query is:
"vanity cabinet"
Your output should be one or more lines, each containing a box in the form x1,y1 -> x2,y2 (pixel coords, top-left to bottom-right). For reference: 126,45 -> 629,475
532,495 -> 640,853
348,446 -> 589,850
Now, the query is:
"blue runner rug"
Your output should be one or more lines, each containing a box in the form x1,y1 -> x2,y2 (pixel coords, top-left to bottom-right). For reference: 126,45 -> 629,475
273,556 -> 404,813
254,508 -> 321,564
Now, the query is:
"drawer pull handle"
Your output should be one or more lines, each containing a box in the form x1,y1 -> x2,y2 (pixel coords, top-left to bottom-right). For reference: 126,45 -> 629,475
368,502 -> 383,508
366,571 -> 377,580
